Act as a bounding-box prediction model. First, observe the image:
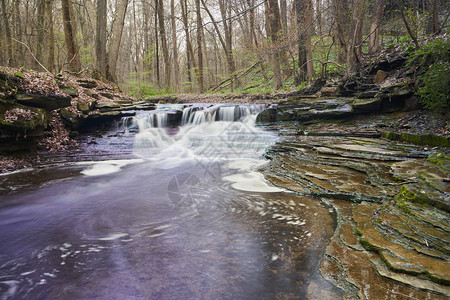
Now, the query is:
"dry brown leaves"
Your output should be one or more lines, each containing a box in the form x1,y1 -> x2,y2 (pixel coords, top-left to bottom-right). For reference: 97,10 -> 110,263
4,108 -> 37,123
40,111 -> 78,153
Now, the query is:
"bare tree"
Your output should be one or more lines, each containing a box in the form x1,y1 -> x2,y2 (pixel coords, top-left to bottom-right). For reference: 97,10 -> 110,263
46,0 -> 55,71
266,0 -> 283,89
368,0 -> 385,54
195,0 -> 204,93
1,0 -> 14,65
108,0 -> 129,81
171,0 -> 180,92
346,0 -> 366,73
61,0 -> 81,72
157,0 -> 171,90
95,0 -> 107,78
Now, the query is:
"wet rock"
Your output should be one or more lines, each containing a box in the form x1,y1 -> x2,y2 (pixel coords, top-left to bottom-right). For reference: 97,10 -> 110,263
382,131 -> 450,148
15,93 -> 72,111
357,90 -> 379,99
265,131 -> 450,299
373,70 -> 387,84
352,98 -> 381,113
256,107 -> 277,122
167,110 -> 183,126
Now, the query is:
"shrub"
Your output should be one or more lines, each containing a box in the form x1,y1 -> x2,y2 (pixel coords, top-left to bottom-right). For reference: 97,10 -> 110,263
407,36 -> 450,112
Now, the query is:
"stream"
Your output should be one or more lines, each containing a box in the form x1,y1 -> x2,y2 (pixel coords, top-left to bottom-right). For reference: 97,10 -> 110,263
0,104 -> 341,299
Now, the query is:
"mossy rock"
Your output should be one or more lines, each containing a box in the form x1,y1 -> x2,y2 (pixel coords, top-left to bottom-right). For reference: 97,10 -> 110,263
0,104 -> 50,139
352,98 -> 382,113
256,108 -> 277,122
382,131 -> 450,148
59,85 -> 79,98
15,93 -> 72,111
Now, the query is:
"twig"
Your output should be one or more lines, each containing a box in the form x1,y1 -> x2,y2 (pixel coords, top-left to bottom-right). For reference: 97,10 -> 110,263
13,38 -> 50,73
383,181 -> 418,186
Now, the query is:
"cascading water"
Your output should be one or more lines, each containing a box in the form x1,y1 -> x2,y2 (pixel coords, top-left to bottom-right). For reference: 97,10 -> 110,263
0,102 -> 339,299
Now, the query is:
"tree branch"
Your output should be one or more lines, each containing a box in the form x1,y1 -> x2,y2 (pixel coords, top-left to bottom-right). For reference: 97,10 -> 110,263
13,38 -> 50,73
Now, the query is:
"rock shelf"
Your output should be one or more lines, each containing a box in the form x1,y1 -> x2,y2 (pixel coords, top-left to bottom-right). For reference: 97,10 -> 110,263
263,127 -> 449,299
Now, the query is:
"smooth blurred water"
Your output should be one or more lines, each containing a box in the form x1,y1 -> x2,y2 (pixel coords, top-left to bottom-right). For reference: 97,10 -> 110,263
0,104 -> 339,299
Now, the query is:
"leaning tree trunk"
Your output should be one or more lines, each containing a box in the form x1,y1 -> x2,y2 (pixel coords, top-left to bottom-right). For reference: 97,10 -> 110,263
61,0 -> 81,72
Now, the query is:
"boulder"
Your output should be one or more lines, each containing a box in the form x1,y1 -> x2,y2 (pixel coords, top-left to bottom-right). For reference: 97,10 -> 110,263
60,108 -> 81,129
167,110 -> 183,126
0,102 -> 50,139
59,85 -> 79,97
15,93 -> 72,111
377,78 -> 414,99
76,79 -> 98,89
352,99 -> 382,113
373,70 -> 387,84
77,101 -> 91,113
320,86 -> 341,97
94,101 -> 121,110
256,107 -> 277,122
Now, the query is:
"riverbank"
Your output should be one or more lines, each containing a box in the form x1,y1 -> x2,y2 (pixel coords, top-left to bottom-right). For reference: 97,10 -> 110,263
263,121 -> 450,298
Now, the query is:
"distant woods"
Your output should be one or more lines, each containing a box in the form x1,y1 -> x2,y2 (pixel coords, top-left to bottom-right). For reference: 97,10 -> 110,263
0,0 -> 448,95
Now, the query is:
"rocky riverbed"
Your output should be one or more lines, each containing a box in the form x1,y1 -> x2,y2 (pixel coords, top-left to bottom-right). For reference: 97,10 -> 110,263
261,120 -> 449,299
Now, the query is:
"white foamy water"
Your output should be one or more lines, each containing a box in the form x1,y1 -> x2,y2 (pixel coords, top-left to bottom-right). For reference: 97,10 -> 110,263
132,104 -> 277,169
79,159 -> 144,176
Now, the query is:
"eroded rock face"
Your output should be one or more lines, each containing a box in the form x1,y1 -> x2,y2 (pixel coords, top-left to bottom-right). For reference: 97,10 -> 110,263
263,127 -> 450,299
15,93 -> 71,111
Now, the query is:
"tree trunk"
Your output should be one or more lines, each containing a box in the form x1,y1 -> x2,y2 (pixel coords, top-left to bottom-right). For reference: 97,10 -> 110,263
346,0 -> 366,73
108,0 -> 129,81
180,0 -> 196,91
157,0 -> 171,90
36,0 -> 46,69
95,0 -> 107,78
334,0 -> 349,64
171,0 -> 180,92
195,0 -> 204,93
266,0 -> 282,89
1,0 -> 14,66
305,0 -> 315,79
61,0 -> 81,72
46,0 -> 55,72
280,0 -> 288,33
203,0 -> 237,92
155,0 -> 160,91
431,0 -> 440,34
368,0 -> 384,54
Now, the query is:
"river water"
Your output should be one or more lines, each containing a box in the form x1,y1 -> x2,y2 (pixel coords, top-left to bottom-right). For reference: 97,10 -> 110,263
0,104 -> 340,299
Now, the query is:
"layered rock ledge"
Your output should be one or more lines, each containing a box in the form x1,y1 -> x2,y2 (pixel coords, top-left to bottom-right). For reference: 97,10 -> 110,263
262,123 -> 449,299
